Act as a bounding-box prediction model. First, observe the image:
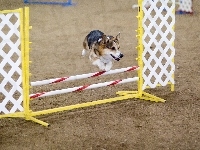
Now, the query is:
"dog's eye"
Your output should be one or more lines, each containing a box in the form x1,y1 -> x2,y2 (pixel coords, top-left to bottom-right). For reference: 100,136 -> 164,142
111,47 -> 116,50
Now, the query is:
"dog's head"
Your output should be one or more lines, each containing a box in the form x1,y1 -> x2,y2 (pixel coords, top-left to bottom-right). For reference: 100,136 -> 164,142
98,32 -> 124,61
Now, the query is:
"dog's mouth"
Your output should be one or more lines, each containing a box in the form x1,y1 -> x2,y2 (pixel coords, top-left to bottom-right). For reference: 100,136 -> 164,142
110,53 -> 124,61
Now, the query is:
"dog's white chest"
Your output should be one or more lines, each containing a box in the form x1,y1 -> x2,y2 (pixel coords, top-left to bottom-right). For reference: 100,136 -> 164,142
100,55 -> 113,64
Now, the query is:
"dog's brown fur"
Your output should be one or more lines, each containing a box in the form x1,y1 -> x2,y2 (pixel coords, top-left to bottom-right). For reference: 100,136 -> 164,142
82,30 -> 123,71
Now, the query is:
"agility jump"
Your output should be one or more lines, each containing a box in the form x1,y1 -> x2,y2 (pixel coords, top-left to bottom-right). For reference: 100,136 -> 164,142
0,0 -> 176,126
30,66 -> 139,98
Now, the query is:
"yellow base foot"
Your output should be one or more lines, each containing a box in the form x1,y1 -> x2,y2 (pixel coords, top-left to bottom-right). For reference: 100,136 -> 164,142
28,117 -> 49,127
116,91 -> 165,102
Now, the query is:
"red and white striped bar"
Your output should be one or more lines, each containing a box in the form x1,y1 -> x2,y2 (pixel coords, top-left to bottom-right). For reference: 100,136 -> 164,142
30,77 -> 139,99
31,66 -> 139,87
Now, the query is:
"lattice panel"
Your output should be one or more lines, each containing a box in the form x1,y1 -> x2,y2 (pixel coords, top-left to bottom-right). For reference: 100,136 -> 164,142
178,0 -> 193,13
0,12 -> 23,114
142,0 -> 175,90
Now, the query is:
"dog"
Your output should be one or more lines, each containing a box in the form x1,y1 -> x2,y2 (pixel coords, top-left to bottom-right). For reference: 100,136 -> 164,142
82,30 -> 123,71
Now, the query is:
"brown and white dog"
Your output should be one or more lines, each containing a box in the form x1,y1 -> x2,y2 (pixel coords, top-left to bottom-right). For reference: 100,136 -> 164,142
82,30 -> 123,71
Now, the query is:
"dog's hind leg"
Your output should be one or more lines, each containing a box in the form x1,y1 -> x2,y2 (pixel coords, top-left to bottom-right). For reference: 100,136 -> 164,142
82,49 -> 86,56
82,38 -> 89,56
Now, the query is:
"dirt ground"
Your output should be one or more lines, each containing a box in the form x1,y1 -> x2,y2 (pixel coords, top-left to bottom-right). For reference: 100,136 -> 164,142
0,0 -> 200,149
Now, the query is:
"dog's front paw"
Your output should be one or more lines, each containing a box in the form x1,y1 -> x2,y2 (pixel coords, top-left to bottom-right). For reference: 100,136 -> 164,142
93,59 -> 106,71
104,67 -> 111,72
99,65 -> 106,71
104,62 -> 112,71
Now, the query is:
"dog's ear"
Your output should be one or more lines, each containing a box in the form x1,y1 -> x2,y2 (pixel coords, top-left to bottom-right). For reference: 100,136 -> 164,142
116,32 -> 120,40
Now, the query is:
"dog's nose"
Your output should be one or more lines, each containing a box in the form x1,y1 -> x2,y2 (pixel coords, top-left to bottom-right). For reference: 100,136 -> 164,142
119,53 -> 124,58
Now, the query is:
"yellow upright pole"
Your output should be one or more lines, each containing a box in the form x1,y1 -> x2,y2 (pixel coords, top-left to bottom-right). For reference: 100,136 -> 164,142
136,0 -> 144,96
22,7 -> 31,120
171,1 -> 175,92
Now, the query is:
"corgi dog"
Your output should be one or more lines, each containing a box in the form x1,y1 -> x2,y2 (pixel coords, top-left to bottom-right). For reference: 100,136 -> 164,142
82,30 -> 123,71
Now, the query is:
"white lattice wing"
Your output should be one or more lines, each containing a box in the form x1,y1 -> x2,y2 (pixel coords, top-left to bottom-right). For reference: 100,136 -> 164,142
0,12 -> 24,114
142,0 -> 175,90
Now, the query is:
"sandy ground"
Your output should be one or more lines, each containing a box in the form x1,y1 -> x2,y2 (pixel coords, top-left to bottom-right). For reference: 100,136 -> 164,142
0,0 -> 200,149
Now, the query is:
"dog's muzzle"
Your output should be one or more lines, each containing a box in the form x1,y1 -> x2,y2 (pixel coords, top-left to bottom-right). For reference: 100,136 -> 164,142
111,53 -> 124,61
